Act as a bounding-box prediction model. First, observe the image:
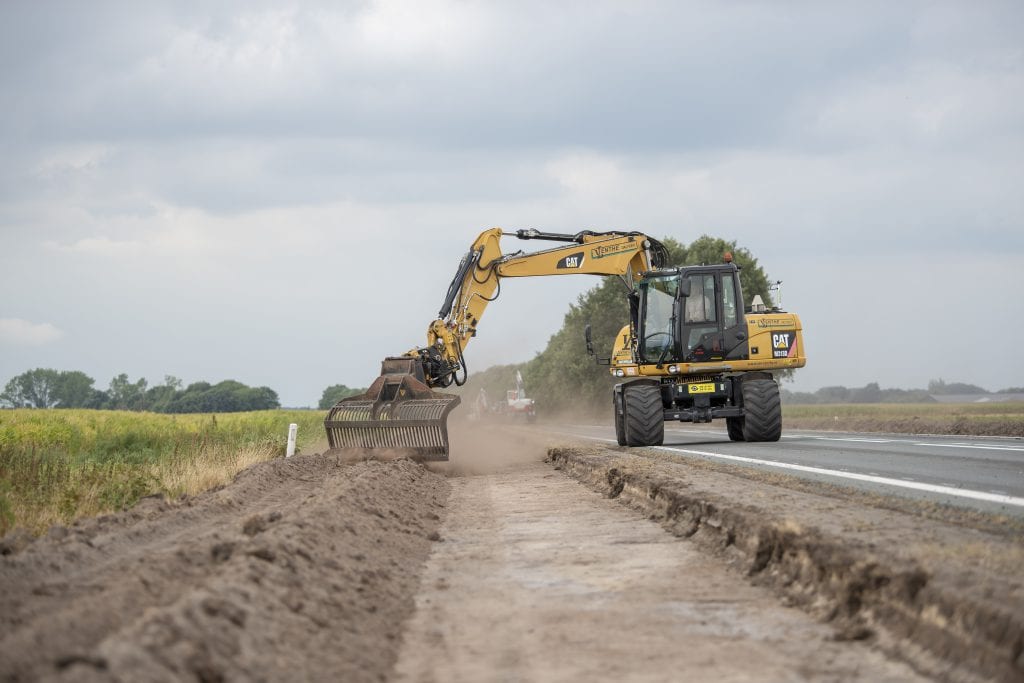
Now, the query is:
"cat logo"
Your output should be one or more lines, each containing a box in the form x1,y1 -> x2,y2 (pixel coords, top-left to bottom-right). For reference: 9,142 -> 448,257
772,332 -> 792,358
557,251 -> 585,269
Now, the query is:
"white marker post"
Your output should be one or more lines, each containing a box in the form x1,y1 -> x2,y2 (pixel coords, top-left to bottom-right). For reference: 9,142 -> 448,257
286,423 -> 298,458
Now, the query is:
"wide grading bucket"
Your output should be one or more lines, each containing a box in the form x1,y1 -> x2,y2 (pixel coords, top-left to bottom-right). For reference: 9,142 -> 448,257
323,358 -> 461,461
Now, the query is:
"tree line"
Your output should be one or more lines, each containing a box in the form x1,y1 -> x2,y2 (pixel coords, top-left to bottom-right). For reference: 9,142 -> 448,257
317,384 -> 365,409
1,369 -> 280,413
782,380 -> 1024,405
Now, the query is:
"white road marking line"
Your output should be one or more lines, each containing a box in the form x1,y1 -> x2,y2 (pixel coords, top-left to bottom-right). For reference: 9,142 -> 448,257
560,426 -> 1024,453
913,443 -> 1024,452
806,437 -> 895,444
549,431 -> 1024,509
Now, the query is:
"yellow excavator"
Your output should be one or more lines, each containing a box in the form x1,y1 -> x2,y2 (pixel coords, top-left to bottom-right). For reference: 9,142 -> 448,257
324,227 -> 805,459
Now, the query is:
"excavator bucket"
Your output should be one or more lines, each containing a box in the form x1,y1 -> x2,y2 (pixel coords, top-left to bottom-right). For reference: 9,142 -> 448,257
323,357 -> 461,461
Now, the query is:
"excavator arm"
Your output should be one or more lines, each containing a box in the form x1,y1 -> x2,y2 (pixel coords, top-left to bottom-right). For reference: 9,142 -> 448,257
324,227 -> 667,459
419,227 -> 667,388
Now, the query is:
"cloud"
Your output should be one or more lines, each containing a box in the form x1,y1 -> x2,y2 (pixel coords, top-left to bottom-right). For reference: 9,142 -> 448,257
43,235 -> 144,256
0,318 -> 64,346
0,1 -> 1021,405
32,144 -> 111,179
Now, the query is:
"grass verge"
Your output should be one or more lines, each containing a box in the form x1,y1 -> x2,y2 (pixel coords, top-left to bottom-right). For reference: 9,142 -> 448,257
0,409 -> 327,536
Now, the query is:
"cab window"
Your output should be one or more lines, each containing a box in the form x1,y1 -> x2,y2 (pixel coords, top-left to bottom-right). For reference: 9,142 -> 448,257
684,275 -> 717,324
641,277 -> 677,359
722,275 -> 738,327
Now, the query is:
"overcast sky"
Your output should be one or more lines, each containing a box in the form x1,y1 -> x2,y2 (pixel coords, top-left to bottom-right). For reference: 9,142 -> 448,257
1,1 -> 1022,406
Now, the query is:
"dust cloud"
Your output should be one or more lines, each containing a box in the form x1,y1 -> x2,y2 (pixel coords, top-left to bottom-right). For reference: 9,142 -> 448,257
434,417 -> 552,476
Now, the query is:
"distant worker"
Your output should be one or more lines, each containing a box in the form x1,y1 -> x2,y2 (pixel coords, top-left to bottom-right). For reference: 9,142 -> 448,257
473,388 -> 489,418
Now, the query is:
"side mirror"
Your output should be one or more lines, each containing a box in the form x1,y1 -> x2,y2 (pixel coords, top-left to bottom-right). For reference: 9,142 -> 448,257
584,323 -> 594,356
678,278 -> 692,298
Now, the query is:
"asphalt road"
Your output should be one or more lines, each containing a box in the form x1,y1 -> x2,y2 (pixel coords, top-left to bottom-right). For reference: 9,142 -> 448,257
543,423 -> 1024,518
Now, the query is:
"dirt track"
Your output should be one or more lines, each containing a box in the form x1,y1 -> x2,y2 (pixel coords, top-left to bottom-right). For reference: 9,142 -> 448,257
2,422 -> 1022,682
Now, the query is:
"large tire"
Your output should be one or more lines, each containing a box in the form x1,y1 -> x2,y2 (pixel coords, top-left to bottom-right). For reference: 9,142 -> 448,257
726,416 -> 745,441
613,391 -> 627,446
624,383 -> 664,447
741,379 -> 782,442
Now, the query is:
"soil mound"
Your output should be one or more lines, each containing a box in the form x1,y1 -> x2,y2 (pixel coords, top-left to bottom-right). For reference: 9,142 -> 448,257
0,453 -> 448,682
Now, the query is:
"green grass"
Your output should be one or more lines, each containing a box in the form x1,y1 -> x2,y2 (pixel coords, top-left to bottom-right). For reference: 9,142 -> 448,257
0,409 -> 328,536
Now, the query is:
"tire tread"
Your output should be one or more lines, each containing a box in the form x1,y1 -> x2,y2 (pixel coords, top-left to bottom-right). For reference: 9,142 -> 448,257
624,384 -> 664,447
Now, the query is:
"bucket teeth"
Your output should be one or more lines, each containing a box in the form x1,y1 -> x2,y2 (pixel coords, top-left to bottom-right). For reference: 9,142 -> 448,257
323,358 -> 461,460
324,397 -> 460,460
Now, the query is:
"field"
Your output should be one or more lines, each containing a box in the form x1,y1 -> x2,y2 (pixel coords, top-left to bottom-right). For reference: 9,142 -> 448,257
0,409 -> 326,535
783,401 -> 1024,437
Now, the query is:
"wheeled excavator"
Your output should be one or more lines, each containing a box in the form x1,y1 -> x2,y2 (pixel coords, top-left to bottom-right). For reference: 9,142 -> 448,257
324,228 -> 805,459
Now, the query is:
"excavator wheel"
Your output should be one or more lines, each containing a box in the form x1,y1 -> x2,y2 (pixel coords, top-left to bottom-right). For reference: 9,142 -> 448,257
741,379 -> 782,442
623,382 -> 664,447
726,417 -> 745,442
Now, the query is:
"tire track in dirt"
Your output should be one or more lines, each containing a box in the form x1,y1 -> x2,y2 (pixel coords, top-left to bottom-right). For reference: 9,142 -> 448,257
0,453 -> 449,682
392,461 -> 925,682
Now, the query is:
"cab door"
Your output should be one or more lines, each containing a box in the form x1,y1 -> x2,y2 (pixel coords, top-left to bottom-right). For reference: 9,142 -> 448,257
680,272 -> 722,361
680,268 -> 748,362
721,270 -> 749,360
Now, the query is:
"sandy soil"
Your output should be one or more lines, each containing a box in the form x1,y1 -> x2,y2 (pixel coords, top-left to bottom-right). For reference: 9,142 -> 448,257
1,420 -> 1020,682
0,454 -> 448,682
393,460 -> 923,682
545,442 -> 1024,683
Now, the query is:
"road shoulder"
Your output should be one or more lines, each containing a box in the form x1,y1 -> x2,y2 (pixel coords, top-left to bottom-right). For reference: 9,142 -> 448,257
549,445 -> 1024,683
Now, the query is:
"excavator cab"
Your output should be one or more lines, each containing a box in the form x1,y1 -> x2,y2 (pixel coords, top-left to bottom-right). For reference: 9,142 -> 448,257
637,263 -> 750,365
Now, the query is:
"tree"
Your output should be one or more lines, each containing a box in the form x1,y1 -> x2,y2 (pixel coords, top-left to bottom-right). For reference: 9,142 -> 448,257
815,386 -> 852,403
106,374 -> 149,410
0,368 -> 61,408
144,376 -> 183,413
928,379 -> 988,395
1,369 -> 283,413
849,382 -> 882,403
319,384 -> 366,409
53,371 -> 102,408
168,379 -> 280,413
